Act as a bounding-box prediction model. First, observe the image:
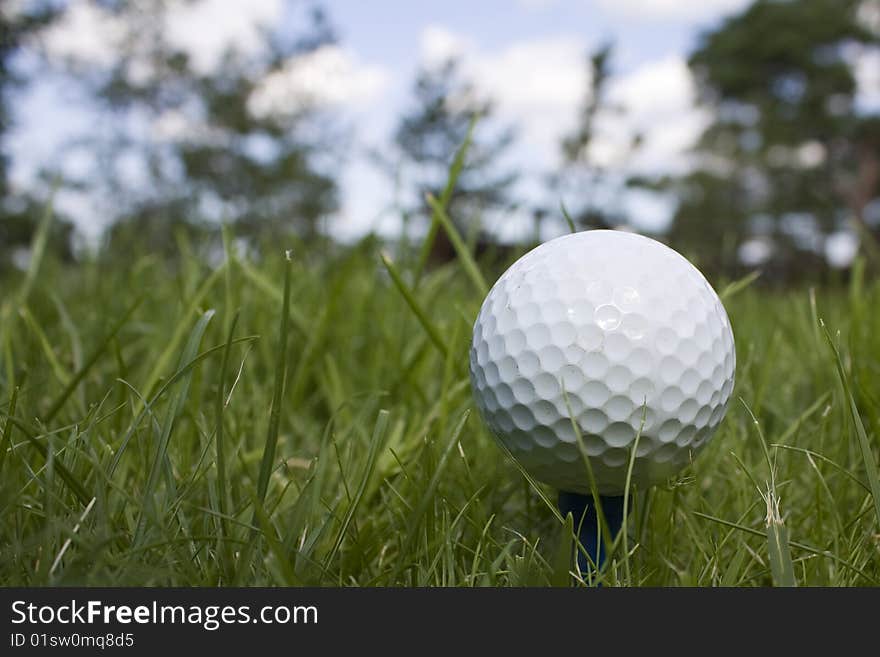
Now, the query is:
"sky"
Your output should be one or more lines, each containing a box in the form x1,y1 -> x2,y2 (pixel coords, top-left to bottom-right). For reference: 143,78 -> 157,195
0,0 -> 801,244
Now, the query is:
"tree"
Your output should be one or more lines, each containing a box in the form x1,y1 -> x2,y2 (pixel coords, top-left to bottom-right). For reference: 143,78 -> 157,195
42,0 -> 341,250
554,43 -> 638,231
667,0 -> 880,279
392,57 -> 517,251
0,2 -> 72,271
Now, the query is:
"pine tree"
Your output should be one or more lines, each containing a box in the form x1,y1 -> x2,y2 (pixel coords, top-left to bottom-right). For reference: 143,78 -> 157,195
392,57 -> 516,251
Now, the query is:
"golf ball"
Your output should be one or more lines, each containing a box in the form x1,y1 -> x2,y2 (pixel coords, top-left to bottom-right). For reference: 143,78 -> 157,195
469,230 -> 735,495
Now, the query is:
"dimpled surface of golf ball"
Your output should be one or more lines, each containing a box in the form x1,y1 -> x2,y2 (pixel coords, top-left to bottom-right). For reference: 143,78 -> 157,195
469,230 -> 735,495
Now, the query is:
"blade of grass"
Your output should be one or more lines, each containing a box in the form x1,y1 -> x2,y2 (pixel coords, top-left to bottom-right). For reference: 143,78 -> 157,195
719,270 -> 761,301
395,411 -> 470,578
560,202 -> 577,234
252,498 -> 299,585
108,335 -> 259,478
17,189 -> 56,306
772,444 -> 872,494
425,193 -> 488,297
0,415 -> 92,505
44,298 -> 142,422
720,544 -> 749,586
765,487 -> 796,586
324,409 -> 390,570
232,252 -> 295,581
233,255 -> 308,334
414,116 -> 475,286
551,511 -> 576,586
214,311 -> 239,579
740,399 -> 796,586
254,252 -> 293,506
622,405 -> 646,584
380,252 -> 449,359
563,387 -> 614,573
820,319 -> 880,529
19,306 -> 71,386
137,264 -> 225,408
0,387 -> 19,474
693,511 -> 877,583
133,309 -> 215,547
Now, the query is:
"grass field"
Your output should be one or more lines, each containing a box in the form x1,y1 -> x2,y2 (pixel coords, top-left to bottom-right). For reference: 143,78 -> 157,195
1,207 -> 879,586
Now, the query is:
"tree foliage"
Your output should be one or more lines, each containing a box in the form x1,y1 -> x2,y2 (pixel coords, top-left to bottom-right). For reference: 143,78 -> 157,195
668,0 -> 880,279
556,43 -> 618,229
393,57 -> 516,241
0,2 -> 73,270
47,0 -> 341,250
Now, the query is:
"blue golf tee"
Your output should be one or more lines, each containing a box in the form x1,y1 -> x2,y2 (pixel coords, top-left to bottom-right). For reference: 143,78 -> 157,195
557,492 -> 625,576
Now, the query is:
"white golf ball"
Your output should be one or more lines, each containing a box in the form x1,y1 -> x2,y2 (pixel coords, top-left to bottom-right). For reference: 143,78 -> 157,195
469,230 -> 735,495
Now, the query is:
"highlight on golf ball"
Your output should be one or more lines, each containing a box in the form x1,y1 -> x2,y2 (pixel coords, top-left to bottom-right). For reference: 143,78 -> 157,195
469,230 -> 736,495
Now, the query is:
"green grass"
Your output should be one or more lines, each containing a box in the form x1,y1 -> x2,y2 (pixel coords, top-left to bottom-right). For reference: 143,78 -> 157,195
0,222 -> 879,586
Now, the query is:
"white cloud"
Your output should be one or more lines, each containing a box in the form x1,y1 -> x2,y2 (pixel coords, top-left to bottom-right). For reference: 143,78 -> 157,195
164,0 -> 284,74
42,0 -> 285,75
410,27 -> 706,234
471,36 -> 588,148
248,45 -> 389,117
597,0 -> 751,21
44,3 -> 389,127
853,47 -> 880,113
597,55 -> 709,175
420,25 -> 472,66
418,27 -> 588,165
416,27 -> 706,179
41,1 -> 125,67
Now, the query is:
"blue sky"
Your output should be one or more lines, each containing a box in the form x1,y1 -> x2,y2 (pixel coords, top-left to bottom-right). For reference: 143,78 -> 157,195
321,0 -> 711,73
313,0 -> 751,240
7,0 -> 758,242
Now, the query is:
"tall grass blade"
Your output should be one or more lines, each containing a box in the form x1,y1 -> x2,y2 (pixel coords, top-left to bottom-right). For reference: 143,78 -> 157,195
552,511 -> 575,586
1,416 -> 91,505
19,306 -> 71,386
133,309 -> 215,546
693,511 -> 877,583
214,311 -> 239,578
820,319 -> 880,529
720,270 -> 761,301
560,202 -> 577,234
254,252 -> 293,506
765,488 -> 796,587
45,298 -> 142,422
425,193 -> 488,297
395,411 -> 470,578
17,190 -> 56,306
137,265 -> 225,407
0,386 -> 19,474
380,252 -> 449,358
108,336 -> 258,478
414,117 -> 475,285
324,409 -> 390,570
252,498 -> 299,585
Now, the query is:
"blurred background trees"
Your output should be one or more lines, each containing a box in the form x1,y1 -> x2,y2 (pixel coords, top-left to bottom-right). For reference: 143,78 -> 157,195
0,2 -> 73,271
666,0 -> 880,280
390,56 -> 517,256
63,0 -> 341,253
554,43 -> 629,232
1,0 -> 878,282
